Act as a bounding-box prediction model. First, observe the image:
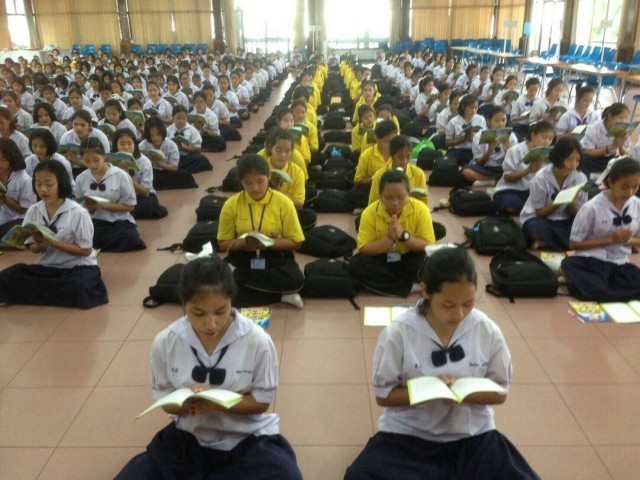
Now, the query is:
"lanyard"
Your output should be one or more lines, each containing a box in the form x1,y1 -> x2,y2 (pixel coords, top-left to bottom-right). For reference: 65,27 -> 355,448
247,190 -> 272,233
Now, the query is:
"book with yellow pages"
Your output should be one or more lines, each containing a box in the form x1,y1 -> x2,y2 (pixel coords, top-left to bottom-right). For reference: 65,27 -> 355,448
238,232 -> 274,248
136,388 -> 243,419
1,223 -> 59,249
240,307 -> 272,328
407,376 -> 507,405
551,182 -> 600,206
568,302 -> 610,323
363,305 -> 411,327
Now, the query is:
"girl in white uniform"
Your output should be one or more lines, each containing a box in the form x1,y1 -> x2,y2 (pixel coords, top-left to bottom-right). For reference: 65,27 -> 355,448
191,91 -> 227,152
520,137 -> 588,251
510,77 -> 541,140
98,98 -> 140,140
143,81 -> 173,125
445,95 -> 487,166
60,110 -> 111,178
31,102 -> 67,144
25,128 -> 74,188
555,85 -> 597,140
528,77 -> 568,126
345,247 -> 539,480
0,138 -> 36,237
166,105 -> 213,173
116,257 -> 302,479
74,137 -> 146,252
0,106 -> 31,158
0,160 -> 108,309
561,158 -> 640,302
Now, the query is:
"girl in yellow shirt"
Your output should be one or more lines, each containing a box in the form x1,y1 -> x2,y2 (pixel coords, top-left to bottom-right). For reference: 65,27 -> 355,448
352,81 -> 382,125
277,108 -> 311,165
217,155 -> 306,308
348,169 -> 436,297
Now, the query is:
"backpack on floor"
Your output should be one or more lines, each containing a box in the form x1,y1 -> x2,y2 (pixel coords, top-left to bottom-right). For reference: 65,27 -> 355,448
143,263 -> 186,308
416,147 -> 444,170
312,189 -> 351,212
182,221 -> 220,254
448,188 -> 497,217
302,259 -> 359,309
316,168 -> 350,190
486,248 -> 559,302
323,131 -> 351,144
195,194 -> 228,222
221,167 -> 242,192
462,216 -> 527,255
428,156 -> 463,187
324,144 -> 352,160
323,111 -> 347,130
299,224 -> 357,258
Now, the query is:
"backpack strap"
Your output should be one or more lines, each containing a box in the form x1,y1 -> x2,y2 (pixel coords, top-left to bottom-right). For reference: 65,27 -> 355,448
485,283 -> 515,303
142,296 -> 163,309
156,243 -> 184,252
205,186 -> 221,193
348,296 -> 360,310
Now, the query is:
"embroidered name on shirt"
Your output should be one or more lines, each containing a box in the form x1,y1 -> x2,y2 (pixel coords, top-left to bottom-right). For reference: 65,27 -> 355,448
236,369 -> 253,374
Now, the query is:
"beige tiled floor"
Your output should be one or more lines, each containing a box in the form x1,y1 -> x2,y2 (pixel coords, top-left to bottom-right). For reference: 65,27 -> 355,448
0,78 -> 639,480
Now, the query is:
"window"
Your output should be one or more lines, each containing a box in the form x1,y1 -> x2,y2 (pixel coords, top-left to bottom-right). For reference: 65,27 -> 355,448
575,0 -> 623,50
236,0 -> 295,54
6,0 -> 30,48
325,0 -> 390,49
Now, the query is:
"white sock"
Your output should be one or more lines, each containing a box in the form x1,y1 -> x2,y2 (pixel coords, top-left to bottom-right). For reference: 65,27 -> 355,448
410,283 -> 422,294
281,293 -> 304,309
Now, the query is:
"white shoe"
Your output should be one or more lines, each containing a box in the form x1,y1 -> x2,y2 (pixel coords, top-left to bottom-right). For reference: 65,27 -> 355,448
281,293 -> 304,309
410,283 -> 422,293
352,208 -> 364,216
472,179 -> 495,188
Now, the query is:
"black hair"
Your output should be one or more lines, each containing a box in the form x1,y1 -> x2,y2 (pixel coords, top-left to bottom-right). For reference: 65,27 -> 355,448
601,102 -> 629,121
465,63 -> 478,75
457,95 -> 478,116
549,137 -> 582,168
70,109 -> 94,127
41,84 -> 56,95
357,104 -> 375,120
178,256 -> 238,303
32,160 -> 72,198
374,119 -> 398,139
127,97 -> 142,109
291,86 -> 310,101
237,153 -> 270,179
104,98 -> 126,121
276,107 -> 295,123
291,98 -> 307,111
0,137 -> 26,170
527,120 -> 554,140
608,157 -> 640,183
419,247 -> 477,298
265,127 -> 293,153
0,107 -> 17,133
172,105 -> 188,117
113,128 -> 141,158
389,135 -> 413,157
379,168 -> 410,193
166,75 -> 179,85
2,90 -> 19,103
29,128 -> 58,157
525,77 -> 541,89
575,85 -> 595,102
448,90 -> 464,106
545,77 -> 564,97
55,74 -> 69,88
504,75 -> 518,86
80,137 -> 105,156
438,82 -> 452,94
488,106 -> 507,120
144,116 -> 167,142
419,76 -> 434,91
98,82 -> 111,93
375,103 -> 394,116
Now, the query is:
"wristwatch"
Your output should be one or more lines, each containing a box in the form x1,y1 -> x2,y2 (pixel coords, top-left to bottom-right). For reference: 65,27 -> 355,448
399,231 -> 410,242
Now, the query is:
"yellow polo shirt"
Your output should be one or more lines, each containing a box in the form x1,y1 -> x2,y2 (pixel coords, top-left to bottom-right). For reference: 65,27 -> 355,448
354,144 -> 389,183
368,162 -> 428,206
267,157 -> 306,206
258,147 -> 308,180
351,122 -> 377,152
352,93 -> 382,124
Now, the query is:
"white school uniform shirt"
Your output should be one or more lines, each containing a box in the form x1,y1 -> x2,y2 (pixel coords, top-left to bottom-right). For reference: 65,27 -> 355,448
471,130 -> 518,168
131,154 -> 155,194
59,128 -> 111,154
445,114 -> 487,150
139,137 -> 180,169
580,119 -> 631,156
143,98 -> 173,122
495,141 -> 535,192
510,96 -> 539,126
2,130 -> 31,157
22,199 -> 96,268
633,139 -> 640,161
468,78 -> 487,97
571,193 -> 640,265
247,78 -> 259,96
14,108 -> 33,130
24,153 -> 75,188
167,123 -> 202,154
432,64 -> 446,80
217,90 -> 241,117
428,99 -> 444,123
412,57 -> 426,69
0,169 -> 36,225
85,87 -> 99,102
33,122 -> 67,144
519,164 -> 588,224
267,65 -> 276,81
373,302 -> 511,443
151,312 -> 280,450
97,117 -> 140,140
191,107 -> 220,136
19,92 -> 35,112
231,84 -> 251,106
50,99 -> 67,119
209,99 -> 231,123
74,164 -> 137,224
257,69 -> 269,88
436,107 -> 455,133
528,97 -> 569,125
401,79 -> 415,98
413,92 -> 430,117
453,73 -> 472,91
62,105 -> 98,124
479,81 -> 503,102
203,75 -> 219,91
163,90 -> 189,110
555,108 -> 598,136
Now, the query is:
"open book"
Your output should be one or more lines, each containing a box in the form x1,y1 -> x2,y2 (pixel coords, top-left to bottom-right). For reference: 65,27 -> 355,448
173,135 -> 191,147
409,187 -> 428,198
462,125 -> 484,134
571,124 -> 588,136
501,90 -> 519,103
479,128 -> 512,145
270,169 -> 292,183
125,110 -> 146,129
607,121 -> 640,138
76,195 -> 110,205
1,223 -> 59,249
0,180 -> 6,193
188,114 -> 207,127
548,105 -> 567,117
98,123 -> 116,136
136,388 -> 243,419
240,307 -> 272,328
522,146 -> 552,164
363,305 -> 410,327
57,143 -> 82,156
142,108 -> 159,117
239,232 -> 274,248
407,376 -> 507,405
23,125 -> 50,139
552,182 -> 587,205
144,149 -> 167,162
600,301 -> 640,323
106,152 -> 139,171
164,96 -> 179,107
295,123 -> 310,137
130,89 -> 145,99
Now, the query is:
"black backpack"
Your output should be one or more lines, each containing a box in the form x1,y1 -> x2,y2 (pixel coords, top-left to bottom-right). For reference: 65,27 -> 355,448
302,259 -> 359,309
316,168 -> 350,190
324,144 -> 352,160
462,216 -> 527,255
324,157 -> 353,171
486,248 -> 559,302
143,263 -> 186,308
323,111 -> 347,130
182,221 -> 220,253
448,188 -> 497,217
312,189 -> 351,212
428,156 -> 463,187
221,167 -> 242,192
416,148 -> 444,170
299,224 -> 357,258
323,131 -> 351,144
195,194 -> 228,222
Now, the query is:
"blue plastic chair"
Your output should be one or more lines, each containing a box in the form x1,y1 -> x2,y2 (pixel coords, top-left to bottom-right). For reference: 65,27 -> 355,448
84,44 -> 95,55
146,44 -> 158,54
71,44 -> 83,55
171,43 -> 182,55
563,44 -> 584,62
131,44 -> 143,55
583,46 -> 602,64
158,43 -> 170,54
559,44 -> 577,61
433,40 -> 448,53
619,50 -> 640,69
197,43 -> 208,53
540,43 -> 558,59
631,94 -> 640,119
184,44 -> 196,54
100,44 -> 112,56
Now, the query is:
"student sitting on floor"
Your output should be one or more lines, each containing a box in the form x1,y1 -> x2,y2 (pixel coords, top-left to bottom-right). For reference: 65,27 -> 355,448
25,128 -> 74,187
191,91 -> 227,153
461,107 -> 517,185
139,116 -> 198,190
2,90 -> 33,131
478,67 -> 504,105
509,77 -> 541,141
352,81 -> 381,125
31,102 -> 67,144
412,76 -> 437,127
345,247 -> 539,480
579,102 -> 631,178
351,105 -> 377,160
167,105 -> 213,173
61,88 -> 98,127
468,65 -> 490,97
0,138 -> 36,238
428,82 -> 451,125
59,110 -> 111,177
445,95 -> 487,166
349,120 -> 398,214
0,106 -> 31,158
528,77 -> 568,126
115,257 -> 303,480
493,121 -> 555,215
291,99 -> 321,164
74,137 -> 146,252
202,82 -> 242,139
555,85 -> 597,141
277,107 -> 311,166
99,98 -> 139,140
217,154 -> 306,309
143,81 -> 174,125
0,160 -> 108,309
435,90 -> 462,136
520,137 -> 587,251
112,128 -> 168,220
218,74 -> 247,124
348,169 -> 435,297
561,158 -> 640,302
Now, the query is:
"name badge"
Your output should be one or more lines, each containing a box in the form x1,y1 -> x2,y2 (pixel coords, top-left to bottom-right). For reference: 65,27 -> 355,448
387,252 -> 401,263
251,257 -> 266,270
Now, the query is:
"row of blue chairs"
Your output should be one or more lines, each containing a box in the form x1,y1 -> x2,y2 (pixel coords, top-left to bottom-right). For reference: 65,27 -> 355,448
140,43 -> 209,55
559,44 -> 617,65
394,38 -> 512,55
71,44 -> 112,56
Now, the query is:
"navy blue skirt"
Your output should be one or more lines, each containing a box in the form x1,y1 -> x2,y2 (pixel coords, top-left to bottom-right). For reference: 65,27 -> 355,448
92,219 -> 146,252
561,256 -> 640,302
463,164 -> 503,178
202,134 -> 227,152
580,154 -> 610,178
152,169 -> 198,190
345,430 -> 539,480
522,217 -> 573,251
178,153 -> 213,173
446,148 -> 474,167
493,189 -> 529,215
133,194 -> 168,220
0,264 -> 108,309
348,251 -> 425,297
220,125 -> 242,141
116,423 -> 302,480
